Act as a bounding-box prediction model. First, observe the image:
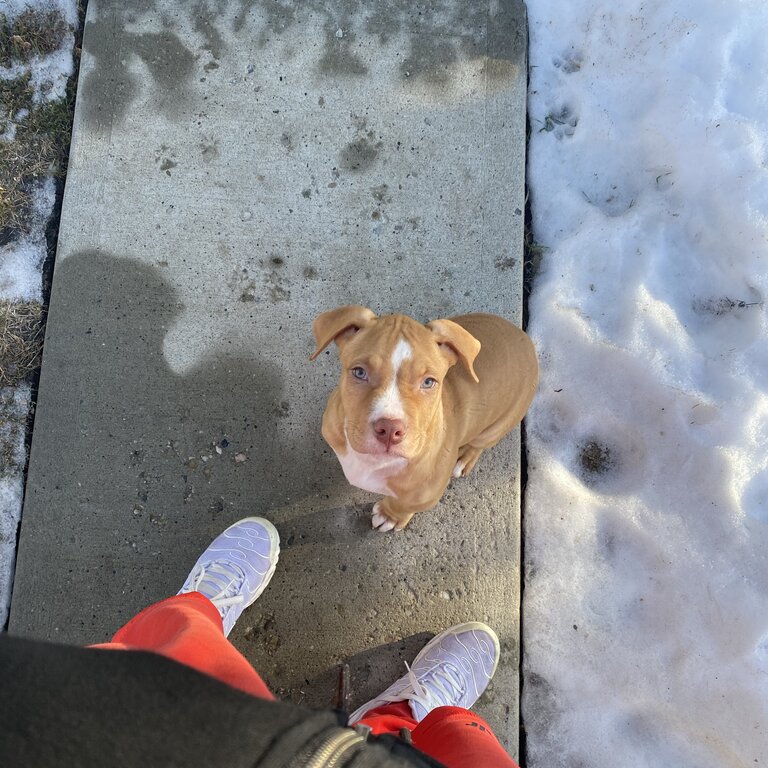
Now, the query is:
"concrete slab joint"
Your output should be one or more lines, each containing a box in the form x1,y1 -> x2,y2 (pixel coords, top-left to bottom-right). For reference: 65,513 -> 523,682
10,0 -> 528,754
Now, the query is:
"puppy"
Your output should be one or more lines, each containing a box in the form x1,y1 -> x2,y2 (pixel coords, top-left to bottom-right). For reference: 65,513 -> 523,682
311,306 -> 538,531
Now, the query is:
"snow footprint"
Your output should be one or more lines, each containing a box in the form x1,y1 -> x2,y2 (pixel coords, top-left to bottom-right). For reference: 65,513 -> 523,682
690,288 -> 763,354
581,174 -> 638,217
541,103 -> 578,139
553,48 -> 583,74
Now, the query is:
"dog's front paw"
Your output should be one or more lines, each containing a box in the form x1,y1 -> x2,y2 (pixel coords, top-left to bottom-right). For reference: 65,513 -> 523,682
454,445 -> 484,478
371,501 -> 399,532
371,501 -> 413,533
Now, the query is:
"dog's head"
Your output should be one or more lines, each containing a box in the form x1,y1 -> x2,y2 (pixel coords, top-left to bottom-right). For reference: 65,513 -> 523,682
311,306 -> 480,459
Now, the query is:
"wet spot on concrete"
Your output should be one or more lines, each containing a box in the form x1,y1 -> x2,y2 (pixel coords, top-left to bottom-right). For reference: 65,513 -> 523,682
228,268 -> 258,302
340,137 -> 382,172
155,145 -> 178,175
267,282 -> 290,302
203,60 -> 219,71
487,0 -> 527,72
193,2 -> 226,59
200,140 -> 219,163
495,256 -> 516,271
81,14 -> 198,129
483,57 -> 519,83
208,497 -> 225,519
132,31 -> 197,96
303,266 -> 318,279
406,217 -> 421,231
80,17 -> 139,129
281,133 -> 294,152
364,0 -> 523,89
262,260 -> 290,302
401,37 -> 458,84
318,28 -> 368,76
250,0 -> 297,46
371,184 -> 391,203
302,189 -> 312,198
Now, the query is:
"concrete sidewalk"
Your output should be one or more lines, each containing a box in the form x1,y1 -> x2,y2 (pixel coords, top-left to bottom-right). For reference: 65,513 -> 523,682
9,0 -> 528,751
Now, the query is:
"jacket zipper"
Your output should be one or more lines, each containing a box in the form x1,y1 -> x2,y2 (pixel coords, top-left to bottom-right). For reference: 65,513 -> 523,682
287,727 -> 367,768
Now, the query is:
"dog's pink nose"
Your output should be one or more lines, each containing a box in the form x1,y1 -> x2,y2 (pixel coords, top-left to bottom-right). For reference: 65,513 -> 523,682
373,419 -> 406,447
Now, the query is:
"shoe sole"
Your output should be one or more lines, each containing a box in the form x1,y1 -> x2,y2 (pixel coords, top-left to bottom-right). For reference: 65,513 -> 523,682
219,516 -> 281,609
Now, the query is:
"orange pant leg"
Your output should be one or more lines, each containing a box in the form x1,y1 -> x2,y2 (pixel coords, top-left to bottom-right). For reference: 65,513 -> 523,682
358,703 -> 519,768
91,592 -> 273,700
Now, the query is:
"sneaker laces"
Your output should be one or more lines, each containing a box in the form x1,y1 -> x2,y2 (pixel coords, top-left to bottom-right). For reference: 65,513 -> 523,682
383,661 -> 466,712
188,561 -> 246,609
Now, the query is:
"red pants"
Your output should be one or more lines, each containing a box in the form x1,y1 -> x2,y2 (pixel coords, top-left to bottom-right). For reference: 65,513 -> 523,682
94,594 -> 518,768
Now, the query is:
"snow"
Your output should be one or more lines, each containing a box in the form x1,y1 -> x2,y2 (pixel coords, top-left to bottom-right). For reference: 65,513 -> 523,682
0,177 -> 56,303
0,0 -> 76,628
523,0 -> 768,765
0,385 -> 31,623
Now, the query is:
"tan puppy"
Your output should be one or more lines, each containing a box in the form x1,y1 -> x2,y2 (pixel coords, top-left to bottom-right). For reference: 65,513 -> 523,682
311,306 -> 538,532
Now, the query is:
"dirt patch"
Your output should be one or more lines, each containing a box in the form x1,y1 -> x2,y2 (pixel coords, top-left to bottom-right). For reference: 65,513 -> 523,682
0,388 -> 28,479
579,439 -> 614,476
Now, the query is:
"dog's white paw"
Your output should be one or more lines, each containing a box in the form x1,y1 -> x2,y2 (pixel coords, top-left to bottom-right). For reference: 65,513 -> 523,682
371,502 -> 399,533
452,460 -> 466,478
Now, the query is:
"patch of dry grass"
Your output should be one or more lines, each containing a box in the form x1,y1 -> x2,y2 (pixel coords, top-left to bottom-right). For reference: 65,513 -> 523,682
0,301 -> 46,387
0,387 -> 27,478
1,71 -> 73,242
0,8 -> 69,66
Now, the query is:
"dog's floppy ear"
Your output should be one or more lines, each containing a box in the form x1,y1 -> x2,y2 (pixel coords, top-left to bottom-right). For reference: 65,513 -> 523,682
426,319 -> 481,382
310,306 -> 377,360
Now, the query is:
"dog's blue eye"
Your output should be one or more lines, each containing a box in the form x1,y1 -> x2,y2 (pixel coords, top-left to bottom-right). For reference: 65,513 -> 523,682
352,367 -> 368,381
422,377 -> 438,389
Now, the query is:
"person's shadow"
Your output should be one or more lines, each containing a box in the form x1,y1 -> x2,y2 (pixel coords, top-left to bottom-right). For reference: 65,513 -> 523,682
14,248 -> 343,636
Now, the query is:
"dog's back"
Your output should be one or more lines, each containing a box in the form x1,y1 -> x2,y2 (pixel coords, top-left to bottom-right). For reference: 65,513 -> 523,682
445,313 -> 539,443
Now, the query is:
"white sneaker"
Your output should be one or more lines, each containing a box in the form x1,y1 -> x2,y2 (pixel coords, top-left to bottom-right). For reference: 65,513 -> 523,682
348,622 -> 500,724
178,517 -> 280,637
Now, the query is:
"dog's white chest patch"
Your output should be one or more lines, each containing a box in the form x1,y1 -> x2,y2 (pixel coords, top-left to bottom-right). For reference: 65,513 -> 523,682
335,443 -> 407,496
